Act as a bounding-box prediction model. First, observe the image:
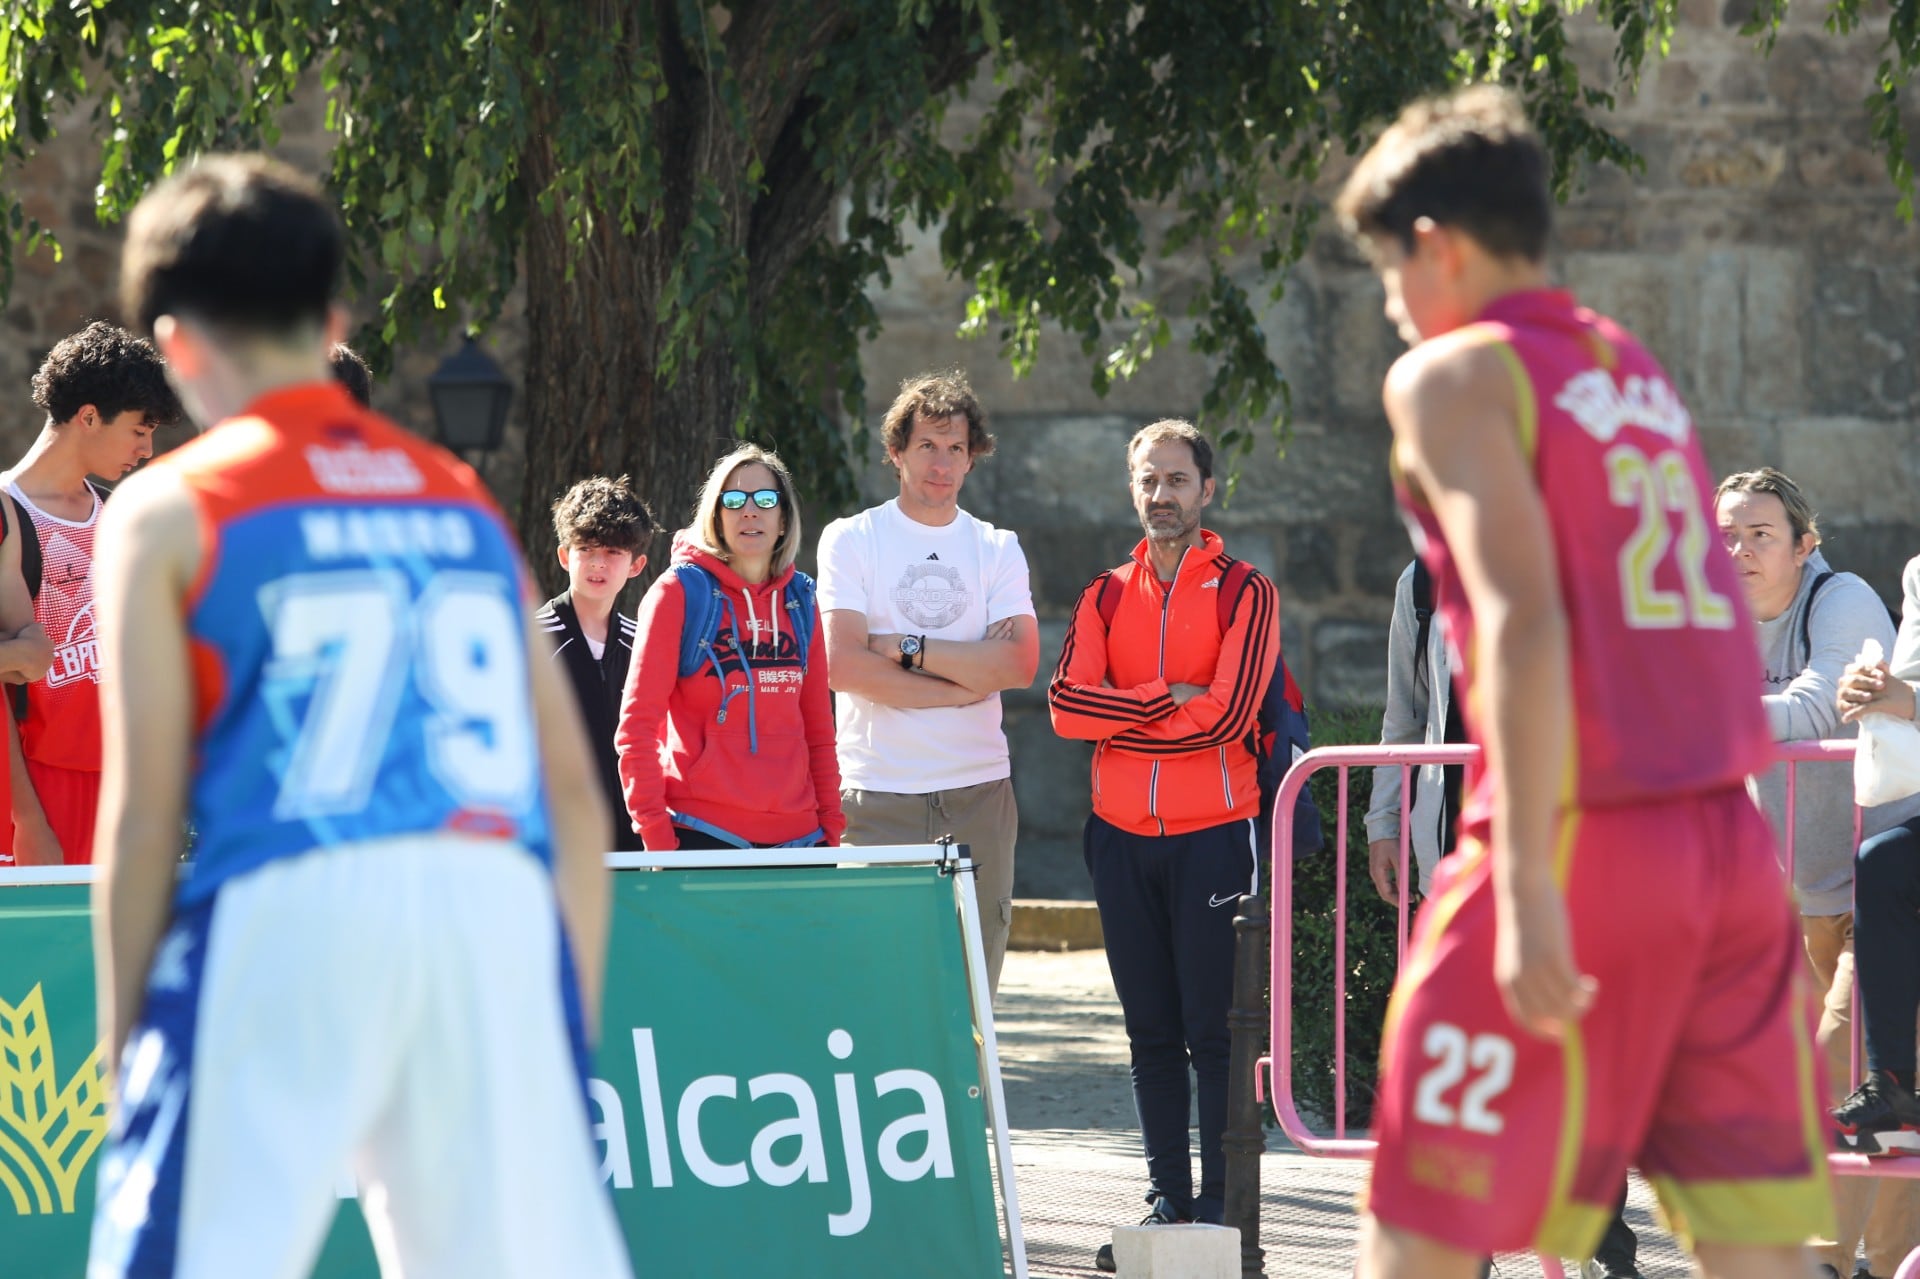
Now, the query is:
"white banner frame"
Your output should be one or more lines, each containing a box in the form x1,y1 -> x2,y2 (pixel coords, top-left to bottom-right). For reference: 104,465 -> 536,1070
2,844 -> 1030,1278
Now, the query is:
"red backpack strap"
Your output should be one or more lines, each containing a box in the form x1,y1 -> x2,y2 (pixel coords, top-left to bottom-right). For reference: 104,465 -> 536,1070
1214,557 -> 1255,635
1094,562 -> 1133,629
1281,657 -> 1305,712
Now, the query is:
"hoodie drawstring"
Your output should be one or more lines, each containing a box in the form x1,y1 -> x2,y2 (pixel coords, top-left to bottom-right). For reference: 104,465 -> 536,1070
711,585 -> 784,756
709,596 -> 755,755
760,585 -> 783,656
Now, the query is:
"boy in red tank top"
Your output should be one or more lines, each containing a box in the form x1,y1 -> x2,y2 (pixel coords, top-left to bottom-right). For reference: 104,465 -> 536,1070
5,323 -> 181,865
1336,88 -> 1829,1279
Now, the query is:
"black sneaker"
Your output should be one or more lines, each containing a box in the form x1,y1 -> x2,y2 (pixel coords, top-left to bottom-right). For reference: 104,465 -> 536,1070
1834,1072 -> 1920,1155
1094,1194 -> 1188,1273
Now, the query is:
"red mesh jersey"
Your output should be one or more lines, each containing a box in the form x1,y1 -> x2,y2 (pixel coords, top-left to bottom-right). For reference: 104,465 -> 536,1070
1396,289 -> 1770,818
12,487 -> 102,772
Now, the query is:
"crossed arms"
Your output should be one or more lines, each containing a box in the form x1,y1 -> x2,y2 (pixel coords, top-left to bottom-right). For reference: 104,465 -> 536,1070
1046,571 -> 1277,750
824,610 -> 1039,707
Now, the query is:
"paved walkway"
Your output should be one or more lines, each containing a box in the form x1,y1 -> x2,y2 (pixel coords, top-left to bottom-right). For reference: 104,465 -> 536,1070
995,949 -> 1694,1278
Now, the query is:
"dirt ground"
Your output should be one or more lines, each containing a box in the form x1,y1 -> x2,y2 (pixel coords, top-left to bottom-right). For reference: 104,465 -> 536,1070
996,948 -> 1137,1133
992,949 -> 1701,1279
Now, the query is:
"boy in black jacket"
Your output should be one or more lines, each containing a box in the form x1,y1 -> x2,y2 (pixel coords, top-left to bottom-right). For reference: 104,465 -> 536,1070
537,476 -> 655,851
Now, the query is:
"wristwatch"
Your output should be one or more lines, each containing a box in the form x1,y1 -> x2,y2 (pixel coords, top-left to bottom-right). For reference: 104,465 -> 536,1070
898,634 -> 923,671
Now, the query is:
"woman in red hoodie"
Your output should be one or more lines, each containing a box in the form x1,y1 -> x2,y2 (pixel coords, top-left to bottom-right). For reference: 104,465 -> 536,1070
615,444 -> 845,850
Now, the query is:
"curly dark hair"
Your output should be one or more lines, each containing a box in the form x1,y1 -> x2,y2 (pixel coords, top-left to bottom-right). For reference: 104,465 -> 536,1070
551,475 -> 657,556
30,321 -> 182,428
879,370 -> 995,464
329,344 -> 372,407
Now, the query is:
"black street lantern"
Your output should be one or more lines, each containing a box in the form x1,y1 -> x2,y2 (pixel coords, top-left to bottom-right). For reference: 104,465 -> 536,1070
427,338 -> 513,456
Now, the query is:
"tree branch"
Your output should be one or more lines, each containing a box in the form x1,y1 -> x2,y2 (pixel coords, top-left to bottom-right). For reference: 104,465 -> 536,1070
746,3 -> 986,315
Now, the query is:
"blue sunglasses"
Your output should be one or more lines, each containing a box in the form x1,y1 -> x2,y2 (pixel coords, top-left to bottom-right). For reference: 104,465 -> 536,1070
720,488 -> 782,510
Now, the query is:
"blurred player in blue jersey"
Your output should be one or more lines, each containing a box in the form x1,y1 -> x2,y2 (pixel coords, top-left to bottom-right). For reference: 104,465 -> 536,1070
86,155 -> 632,1278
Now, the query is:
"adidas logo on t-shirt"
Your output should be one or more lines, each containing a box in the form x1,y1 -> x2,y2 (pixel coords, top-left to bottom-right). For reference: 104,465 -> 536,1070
927,553 -> 940,560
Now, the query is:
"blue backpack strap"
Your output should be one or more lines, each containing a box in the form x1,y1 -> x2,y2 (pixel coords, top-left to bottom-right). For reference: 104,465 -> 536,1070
666,810 -> 753,849
1274,655 -> 1323,857
1797,570 -> 1834,669
672,563 -> 723,679
782,570 -> 818,670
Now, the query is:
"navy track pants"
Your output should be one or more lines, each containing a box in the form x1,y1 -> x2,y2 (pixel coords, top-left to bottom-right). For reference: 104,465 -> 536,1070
1085,812 -> 1260,1219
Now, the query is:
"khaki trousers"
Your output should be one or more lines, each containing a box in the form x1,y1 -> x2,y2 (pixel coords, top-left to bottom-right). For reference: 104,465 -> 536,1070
842,778 -> 1017,999
1805,911 -> 1920,1276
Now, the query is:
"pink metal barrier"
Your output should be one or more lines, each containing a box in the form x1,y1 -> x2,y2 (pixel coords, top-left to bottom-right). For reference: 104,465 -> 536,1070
1258,738 -> 1920,1276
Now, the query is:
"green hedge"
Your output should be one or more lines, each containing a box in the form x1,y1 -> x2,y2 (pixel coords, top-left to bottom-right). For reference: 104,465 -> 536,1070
1283,704 -> 1401,1132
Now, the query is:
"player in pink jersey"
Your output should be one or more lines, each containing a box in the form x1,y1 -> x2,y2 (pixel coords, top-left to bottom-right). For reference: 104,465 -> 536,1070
1336,88 -> 1829,1279
6,322 -> 181,865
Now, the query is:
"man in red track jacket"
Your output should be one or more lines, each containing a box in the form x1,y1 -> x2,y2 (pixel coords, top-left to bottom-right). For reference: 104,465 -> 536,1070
1047,418 -> 1279,1270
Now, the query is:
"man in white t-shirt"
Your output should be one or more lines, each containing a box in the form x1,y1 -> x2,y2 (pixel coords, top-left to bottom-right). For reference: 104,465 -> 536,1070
818,371 -> 1039,995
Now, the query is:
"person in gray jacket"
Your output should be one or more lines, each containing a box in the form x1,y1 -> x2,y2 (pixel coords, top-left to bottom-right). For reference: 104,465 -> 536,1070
1366,559 -> 1458,905
1717,467 -> 1920,1279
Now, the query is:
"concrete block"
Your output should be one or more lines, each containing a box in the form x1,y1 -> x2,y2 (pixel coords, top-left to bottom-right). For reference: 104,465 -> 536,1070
1822,520 -> 1920,609
1327,284 -> 1399,417
1740,249 -> 1806,416
1560,252 -> 1692,387
1806,262 -> 1918,417
988,413 -> 1140,529
1007,900 -> 1104,951
1354,518 -> 1418,599
1313,618 -> 1392,709
1214,419 -> 1392,527
1283,523 -> 1340,603
1691,250 -> 1743,412
1259,273 -> 1328,420
1111,1222 -> 1240,1278
1780,417 -> 1919,526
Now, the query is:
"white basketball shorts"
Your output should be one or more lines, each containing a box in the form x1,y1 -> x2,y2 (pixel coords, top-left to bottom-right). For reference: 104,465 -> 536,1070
88,834 -> 632,1279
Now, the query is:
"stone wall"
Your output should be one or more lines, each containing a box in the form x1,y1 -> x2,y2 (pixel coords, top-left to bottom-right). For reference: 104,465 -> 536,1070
1,6 -> 1915,895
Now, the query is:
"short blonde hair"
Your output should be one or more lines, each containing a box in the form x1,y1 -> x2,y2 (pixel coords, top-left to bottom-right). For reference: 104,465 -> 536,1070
1715,467 -> 1822,548
690,444 -> 803,575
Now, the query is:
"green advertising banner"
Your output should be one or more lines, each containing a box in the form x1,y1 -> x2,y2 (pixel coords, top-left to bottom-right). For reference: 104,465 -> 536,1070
0,883 -> 102,1278
0,862 -> 1009,1278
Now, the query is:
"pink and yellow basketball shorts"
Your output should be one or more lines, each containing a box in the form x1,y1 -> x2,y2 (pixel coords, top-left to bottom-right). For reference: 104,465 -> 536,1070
1364,785 -> 1834,1258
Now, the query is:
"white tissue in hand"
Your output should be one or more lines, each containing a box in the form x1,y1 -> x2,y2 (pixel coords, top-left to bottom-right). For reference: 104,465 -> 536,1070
1854,636 -> 1920,806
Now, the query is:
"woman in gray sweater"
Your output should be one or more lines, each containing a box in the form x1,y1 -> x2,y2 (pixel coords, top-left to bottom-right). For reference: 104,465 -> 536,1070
1717,468 -> 1920,1279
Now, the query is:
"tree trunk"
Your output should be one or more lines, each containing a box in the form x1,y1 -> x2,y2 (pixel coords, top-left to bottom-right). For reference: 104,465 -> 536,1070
515,53 -> 752,602
511,1 -> 984,601
516,211 -> 744,601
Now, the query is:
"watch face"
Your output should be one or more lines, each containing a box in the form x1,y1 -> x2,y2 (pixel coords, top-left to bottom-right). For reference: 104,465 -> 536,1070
900,636 -> 922,656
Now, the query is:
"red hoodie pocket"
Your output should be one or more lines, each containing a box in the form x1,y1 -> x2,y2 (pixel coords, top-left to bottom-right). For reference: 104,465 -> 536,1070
674,676 -> 815,818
